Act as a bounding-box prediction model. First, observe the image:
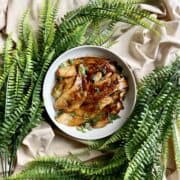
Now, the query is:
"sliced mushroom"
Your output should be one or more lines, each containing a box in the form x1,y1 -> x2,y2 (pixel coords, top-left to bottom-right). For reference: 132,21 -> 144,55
111,101 -> 124,114
56,113 -> 73,125
119,77 -> 128,90
119,90 -> 127,100
99,96 -> 113,110
63,77 -> 75,90
93,72 -> 102,82
56,65 -> 77,77
55,76 -> 86,111
66,91 -> 87,112
67,117 -> 85,126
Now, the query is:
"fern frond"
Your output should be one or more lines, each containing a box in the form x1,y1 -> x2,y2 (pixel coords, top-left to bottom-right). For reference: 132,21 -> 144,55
54,0 -> 162,57
14,101 -> 43,149
18,11 -> 31,47
88,139 -> 107,150
86,20 -> 115,46
38,0 -> 58,58
124,92 -> 177,180
58,16 -> 91,36
0,71 -> 8,90
9,167 -> 82,180
125,82 -> 174,160
2,36 -> 13,73
54,22 -> 91,56
0,92 -> 5,127
0,84 -> 33,150
4,63 -> 16,123
32,50 -> 54,101
0,37 -> 14,90
172,91 -> 180,169
16,33 -> 34,98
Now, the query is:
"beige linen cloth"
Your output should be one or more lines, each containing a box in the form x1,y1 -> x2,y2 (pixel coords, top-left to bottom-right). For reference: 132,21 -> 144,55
0,0 -> 180,179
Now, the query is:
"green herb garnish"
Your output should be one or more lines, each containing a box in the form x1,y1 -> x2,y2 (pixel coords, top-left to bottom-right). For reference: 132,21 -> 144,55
79,64 -> 88,75
70,112 -> 76,117
76,123 -> 92,133
68,59 -> 74,65
108,113 -> 120,122
76,126 -> 86,133
60,61 -> 69,67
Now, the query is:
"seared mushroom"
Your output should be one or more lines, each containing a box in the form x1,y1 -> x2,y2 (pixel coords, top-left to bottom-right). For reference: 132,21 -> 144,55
56,113 -> 73,125
99,96 -> 113,110
56,65 -> 77,77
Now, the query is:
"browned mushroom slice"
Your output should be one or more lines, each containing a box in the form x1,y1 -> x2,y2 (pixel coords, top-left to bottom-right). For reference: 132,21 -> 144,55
118,77 -> 128,90
119,90 -> 127,100
94,73 -> 112,86
63,77 -> 76,90
111,91 -> 120,101
92,72 -> 102,82
98,96 -> 113,110
56,65 -> 77,77
56,113 -> 73,125
66,91 -> 87,112
55,76 -> 85,110
110,101 -> 124,114
67,116 -> 85,126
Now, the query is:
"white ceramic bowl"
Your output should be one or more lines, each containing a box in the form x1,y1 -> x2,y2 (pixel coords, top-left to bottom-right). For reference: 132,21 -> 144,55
43,45 -> 136,140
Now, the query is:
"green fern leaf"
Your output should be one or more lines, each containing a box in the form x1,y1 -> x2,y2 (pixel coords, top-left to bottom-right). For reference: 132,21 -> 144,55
18,11 -> 31,47
0,84 -> 33,150
4,63 -> 17,123
38,0 -> 58,58
2,36 -> 13,73
125,82 -> 174,160
124,92 -> 177,180
172,91 -> 180,169
54,22 -> 91,56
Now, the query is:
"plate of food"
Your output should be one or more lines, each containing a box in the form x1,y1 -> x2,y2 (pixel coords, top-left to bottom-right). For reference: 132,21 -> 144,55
43,46 -> 136,140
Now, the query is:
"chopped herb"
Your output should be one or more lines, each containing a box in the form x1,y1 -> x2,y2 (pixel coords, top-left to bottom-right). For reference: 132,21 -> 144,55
76,123 -> 92,133
84,123 -> 92,130
70,112 -> 76,117
108,113 -> 120,122
79,64 -> 88,75
68,59 -> 74,65
91,118 -> 99,126
60,61 -> 69,67
76,126 -> 86,133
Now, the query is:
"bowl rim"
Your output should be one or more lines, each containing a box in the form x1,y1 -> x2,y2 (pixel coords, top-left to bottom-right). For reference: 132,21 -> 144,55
43,45 -> 137,140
